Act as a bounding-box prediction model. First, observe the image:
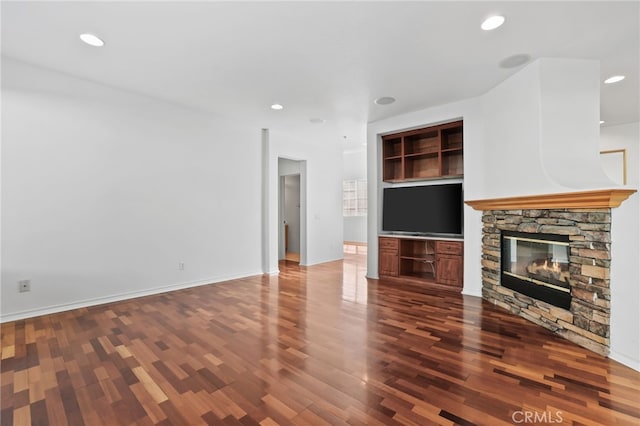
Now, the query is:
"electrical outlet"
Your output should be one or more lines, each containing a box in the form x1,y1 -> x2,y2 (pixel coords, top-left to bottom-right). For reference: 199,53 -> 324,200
18,280 -> 31,293
178,262 -> 185,271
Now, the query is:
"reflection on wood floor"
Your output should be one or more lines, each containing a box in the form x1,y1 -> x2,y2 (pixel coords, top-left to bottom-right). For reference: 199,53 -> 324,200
284,251 -> 300,263
1,250 -> 639,425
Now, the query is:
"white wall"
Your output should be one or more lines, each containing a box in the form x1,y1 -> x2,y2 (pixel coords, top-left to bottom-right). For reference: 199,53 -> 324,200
481,61 -> 556,197
344,217 -> 367,243
3,58 -> 347,319
278,157 -> 301,176
2,58 -> 264,321
481,58 -> 611,198
343,149 -> 367,243
539,59 -> 609,189
600,122 -> 639,185
601,122 -> 640,369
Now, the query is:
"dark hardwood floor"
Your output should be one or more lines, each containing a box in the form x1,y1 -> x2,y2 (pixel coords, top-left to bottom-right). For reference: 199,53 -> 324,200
2,252 -> 639,425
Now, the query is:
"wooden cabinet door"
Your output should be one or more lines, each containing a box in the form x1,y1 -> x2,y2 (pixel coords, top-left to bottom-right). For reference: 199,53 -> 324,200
436,255 -> 462,286
379,251 -> 399,277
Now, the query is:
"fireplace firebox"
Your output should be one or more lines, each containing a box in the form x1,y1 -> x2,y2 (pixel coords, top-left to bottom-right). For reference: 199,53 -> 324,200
500,231 -> 571,310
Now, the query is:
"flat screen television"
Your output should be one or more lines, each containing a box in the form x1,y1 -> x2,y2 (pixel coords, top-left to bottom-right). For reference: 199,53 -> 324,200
382,183 -> 463,237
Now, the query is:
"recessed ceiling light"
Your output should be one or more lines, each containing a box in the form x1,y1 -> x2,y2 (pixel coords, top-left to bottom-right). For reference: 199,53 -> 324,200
79,33 -> 105,47
309,118 -> 325,124
271,104 -> 284,110
499,54 -> 531,69
600,120 -> 605,124
374,97 -> 396,106
604,75 -> 625,84
481,15 -> 505,31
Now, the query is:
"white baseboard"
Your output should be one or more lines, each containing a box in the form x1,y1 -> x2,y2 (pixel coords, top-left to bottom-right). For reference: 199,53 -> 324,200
462,289 -> 483,298
609,350 -> 640,372
302,256 -> 344,267
0,270 -> 263,323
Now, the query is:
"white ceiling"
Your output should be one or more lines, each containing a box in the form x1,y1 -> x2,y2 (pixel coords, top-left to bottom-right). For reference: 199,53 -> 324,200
2,1 -> 638,151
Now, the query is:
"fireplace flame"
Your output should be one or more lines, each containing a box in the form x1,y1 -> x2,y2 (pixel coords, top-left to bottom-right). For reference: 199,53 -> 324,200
543,259 -> 561,273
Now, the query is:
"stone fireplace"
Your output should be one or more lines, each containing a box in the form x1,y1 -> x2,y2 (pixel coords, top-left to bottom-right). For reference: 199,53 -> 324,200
467,189 -> 636,356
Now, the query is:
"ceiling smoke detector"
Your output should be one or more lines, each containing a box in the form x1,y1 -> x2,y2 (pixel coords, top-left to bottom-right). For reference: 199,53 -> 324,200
374,97 -> 396,106
499,54 -> 531,69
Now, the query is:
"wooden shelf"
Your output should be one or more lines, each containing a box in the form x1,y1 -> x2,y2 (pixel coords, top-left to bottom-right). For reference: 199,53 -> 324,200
383,137 -> 402,158
382,120 -> 463,182
442,151 -> 463,176
405,155 -> 440,179
441,126 -> 463,151
405,152 -> 439,158
380,237 -> 462,288
400,255 -> 433,261
383,158 -> 403,181
404,131 -> 439,156
402,270 -> 436,281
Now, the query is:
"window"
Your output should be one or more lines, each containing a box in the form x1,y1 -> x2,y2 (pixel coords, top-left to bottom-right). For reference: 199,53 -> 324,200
343,179 -> 367,217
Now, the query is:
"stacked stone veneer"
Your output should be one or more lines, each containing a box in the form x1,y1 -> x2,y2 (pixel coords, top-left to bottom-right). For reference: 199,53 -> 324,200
481,208 -> 611,356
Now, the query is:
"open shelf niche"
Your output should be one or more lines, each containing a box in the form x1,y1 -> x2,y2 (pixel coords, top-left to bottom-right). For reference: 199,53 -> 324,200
382,120 -> 463,182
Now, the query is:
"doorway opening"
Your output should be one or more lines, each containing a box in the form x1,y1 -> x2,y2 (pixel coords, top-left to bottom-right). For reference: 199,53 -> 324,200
278,158 -> 306,265
282,174 -> 300,262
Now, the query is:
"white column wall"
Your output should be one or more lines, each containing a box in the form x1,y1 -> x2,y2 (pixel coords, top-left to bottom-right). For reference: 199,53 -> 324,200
539,59 -> 612,188
601,122 -> 640,370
